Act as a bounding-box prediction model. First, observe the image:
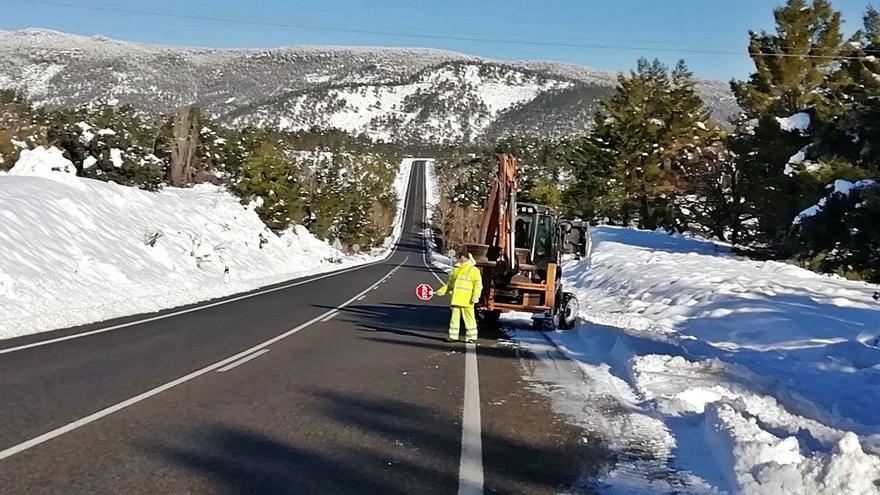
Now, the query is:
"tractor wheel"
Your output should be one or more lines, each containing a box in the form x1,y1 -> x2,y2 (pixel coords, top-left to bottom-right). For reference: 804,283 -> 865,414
479,310 -> 501,326
554,293 -> 579,330
478,310 -> 504,339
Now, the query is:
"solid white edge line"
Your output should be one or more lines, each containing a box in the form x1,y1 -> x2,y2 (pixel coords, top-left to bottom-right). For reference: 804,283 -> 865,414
216,348 -> 271,373
416,162 -> 484,494
0,256 -> 408,462
0,161 -> 420,357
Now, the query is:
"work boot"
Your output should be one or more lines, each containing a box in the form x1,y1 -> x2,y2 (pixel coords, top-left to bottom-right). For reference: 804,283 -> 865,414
445,337 -> 458,343
466,339 -> 478,346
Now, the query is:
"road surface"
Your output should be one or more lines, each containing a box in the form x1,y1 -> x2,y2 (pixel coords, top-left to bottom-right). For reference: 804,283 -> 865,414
0,161 -> 601,494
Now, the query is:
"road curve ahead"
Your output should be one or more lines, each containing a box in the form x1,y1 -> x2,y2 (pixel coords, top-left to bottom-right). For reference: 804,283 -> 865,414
0,161 -> 599,494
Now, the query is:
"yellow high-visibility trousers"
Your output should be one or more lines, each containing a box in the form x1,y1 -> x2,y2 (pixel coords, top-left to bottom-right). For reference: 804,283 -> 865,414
449,305 -> 477,340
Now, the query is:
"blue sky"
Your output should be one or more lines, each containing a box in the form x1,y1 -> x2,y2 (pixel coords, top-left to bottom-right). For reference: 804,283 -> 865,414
0,0 -> 873,80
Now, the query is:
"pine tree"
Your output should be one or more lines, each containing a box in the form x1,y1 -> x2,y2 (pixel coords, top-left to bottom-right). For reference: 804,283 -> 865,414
788,7 -> 880,280
578,58 -> 719,230
732,0 -> 848,120
730,0 -> 852,246
233,142 -> 303,231
839,7 -> 880,174
561,136 -> 616,222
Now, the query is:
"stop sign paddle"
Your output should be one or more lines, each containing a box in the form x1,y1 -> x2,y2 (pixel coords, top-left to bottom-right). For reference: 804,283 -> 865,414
416,284 -> 434,301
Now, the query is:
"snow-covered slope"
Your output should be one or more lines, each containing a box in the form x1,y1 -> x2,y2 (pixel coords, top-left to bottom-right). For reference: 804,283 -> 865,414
0,29 -> 739,143
0,147 -> 410,339
231,62 -> 575,143
511,227 -> 880,494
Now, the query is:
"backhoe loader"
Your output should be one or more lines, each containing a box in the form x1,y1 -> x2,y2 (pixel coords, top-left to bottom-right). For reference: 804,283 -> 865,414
465,154 -> 580,330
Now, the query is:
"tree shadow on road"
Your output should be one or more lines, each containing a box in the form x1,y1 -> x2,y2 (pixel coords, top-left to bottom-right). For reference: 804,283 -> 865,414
312,302 -> 451,343
313,302 -> 530,361
142,387 -> 606,494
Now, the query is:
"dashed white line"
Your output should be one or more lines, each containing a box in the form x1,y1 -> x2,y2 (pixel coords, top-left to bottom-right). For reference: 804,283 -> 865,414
216,349 -> 270,372
0,257 -> 408,462
320,311 -> 339,323
0,254 -> 398,356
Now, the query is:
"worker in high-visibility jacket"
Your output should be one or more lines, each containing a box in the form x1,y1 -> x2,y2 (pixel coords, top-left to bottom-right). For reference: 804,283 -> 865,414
436,248 -> 483,343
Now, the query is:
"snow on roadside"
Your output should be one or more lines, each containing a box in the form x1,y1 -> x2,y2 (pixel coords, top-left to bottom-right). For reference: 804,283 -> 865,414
511,226 -> 880,494
423,158 -> 453,273
0,148 -> 415,339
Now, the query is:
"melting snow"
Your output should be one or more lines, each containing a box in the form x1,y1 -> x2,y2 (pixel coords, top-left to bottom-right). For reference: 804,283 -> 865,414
510,226 -> 880,494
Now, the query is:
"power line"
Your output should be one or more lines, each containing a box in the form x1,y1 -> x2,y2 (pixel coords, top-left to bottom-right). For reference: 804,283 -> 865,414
7,0 -> 880,61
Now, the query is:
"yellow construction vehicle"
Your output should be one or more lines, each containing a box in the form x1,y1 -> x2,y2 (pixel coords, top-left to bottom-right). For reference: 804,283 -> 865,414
466,154 -> 579,330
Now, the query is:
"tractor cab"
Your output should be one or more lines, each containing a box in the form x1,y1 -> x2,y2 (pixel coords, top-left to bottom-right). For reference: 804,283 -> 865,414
514,203 -> 559,270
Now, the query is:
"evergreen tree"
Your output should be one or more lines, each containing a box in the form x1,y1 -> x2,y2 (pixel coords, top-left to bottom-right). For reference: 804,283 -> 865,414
732,0 -> 848,120
233,142 -> 304,231
45,106 -> 165,190
561,136 -> 616,222
730,0 -> 852,245
578,58 -> 719,230
795,181 -> 880,282
786,7 -> 880,280
0,91 -> 42,170
838,7 -> 880,175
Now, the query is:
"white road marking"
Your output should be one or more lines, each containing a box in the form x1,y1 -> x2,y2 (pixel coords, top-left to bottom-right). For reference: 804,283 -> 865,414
416,165 -> 484,494
0,164 -> 423,359
320,311 -> 339,323
458,342 -> 484,495
216,349 -> 270,372
0,257 -> 408,462
357,296 -> 367,302
0,256 -> 398,356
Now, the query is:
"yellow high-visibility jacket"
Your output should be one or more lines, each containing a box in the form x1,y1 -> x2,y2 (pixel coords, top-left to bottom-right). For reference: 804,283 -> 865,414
437,256 -> 483,307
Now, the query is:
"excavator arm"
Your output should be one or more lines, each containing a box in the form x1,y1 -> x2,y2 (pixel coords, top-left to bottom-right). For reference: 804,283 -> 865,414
477,154 -> 518,266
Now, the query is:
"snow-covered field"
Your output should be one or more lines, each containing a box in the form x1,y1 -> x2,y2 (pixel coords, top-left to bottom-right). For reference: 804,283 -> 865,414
0,148 -> 415,339
511,227 -> 880,494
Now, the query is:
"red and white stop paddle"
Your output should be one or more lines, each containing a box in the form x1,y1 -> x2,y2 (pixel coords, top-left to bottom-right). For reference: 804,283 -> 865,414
415,284 -> 434,301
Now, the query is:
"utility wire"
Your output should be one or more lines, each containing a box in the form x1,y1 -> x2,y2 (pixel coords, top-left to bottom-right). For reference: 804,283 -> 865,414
8,0 -> 880,61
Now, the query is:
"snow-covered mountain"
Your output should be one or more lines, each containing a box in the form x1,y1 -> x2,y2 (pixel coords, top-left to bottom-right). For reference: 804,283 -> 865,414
0,29 -> 739,144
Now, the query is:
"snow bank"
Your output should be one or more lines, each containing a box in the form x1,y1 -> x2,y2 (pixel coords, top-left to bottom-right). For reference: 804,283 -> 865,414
706,402 -> 880,495
423,158 -> 453,273
0,148 -> 413,339
511,226 -> 880,493
8,146 -> 78,179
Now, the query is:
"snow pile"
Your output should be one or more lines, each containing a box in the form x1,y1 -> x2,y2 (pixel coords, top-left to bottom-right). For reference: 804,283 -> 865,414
8,146 -> 78,179
0,148 -> 411,339
511,226 -> 880,494
776,112 -> 811,133
783,146 -> 812,176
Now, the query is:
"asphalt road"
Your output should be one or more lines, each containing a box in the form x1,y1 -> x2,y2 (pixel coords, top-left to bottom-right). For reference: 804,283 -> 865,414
0,161 -> 600,494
